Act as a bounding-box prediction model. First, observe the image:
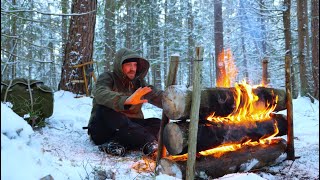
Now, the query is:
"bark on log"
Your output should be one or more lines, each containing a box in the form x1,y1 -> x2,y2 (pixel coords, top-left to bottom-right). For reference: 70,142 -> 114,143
163,114 -> 287,155
162,85 -> 286,120
156,138 -> 287,179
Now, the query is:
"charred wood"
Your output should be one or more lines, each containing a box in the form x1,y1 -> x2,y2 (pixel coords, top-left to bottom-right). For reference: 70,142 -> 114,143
163,114 -> 287,155
162,85 -> 286,120
156,138 -> 287,179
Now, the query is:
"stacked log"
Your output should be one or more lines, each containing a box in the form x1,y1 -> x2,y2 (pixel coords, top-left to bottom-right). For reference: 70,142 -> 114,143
158,85 -> 288,179
156,138 -> 287,179
163,114 -> 287,155
162,85 -> 286,120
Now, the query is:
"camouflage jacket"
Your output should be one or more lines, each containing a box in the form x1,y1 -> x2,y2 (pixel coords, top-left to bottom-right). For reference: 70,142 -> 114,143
88,48 -> 163,125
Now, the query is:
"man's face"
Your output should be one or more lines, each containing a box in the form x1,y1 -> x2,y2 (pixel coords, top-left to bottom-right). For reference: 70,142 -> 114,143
122,62 -> 137,80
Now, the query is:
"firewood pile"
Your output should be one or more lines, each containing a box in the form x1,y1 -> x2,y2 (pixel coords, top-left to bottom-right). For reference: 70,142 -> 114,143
156,84 -> 288,179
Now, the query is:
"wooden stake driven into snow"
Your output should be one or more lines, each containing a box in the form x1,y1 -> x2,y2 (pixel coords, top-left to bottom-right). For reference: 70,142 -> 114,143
156,138 -> 287,179
285,53 -> 295,160
262,58 -> 269,86
156,55 -> 179,164
186,46 -> 203,180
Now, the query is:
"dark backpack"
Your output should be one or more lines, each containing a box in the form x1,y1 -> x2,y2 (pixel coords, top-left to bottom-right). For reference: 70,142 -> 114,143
1,78 -> 54,128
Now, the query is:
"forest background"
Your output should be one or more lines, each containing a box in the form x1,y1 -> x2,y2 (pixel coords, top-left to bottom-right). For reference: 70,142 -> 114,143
1,0 -> 319,100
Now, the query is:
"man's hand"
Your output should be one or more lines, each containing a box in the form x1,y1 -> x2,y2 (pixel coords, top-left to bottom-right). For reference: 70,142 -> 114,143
124,86 -> 152,105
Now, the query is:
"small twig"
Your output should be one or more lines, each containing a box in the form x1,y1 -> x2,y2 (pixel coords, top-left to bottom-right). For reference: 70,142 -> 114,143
287,159 -> 295,171
80,160 -> 91,180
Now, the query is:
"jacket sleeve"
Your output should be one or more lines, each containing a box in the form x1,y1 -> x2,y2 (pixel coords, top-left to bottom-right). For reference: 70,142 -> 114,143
141,79 -> 163,109
93,72 -> 129,111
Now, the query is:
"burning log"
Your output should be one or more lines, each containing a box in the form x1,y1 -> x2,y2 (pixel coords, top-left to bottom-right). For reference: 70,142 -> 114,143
156,138 -> 287,179
162,85 -> 286,120
163,114 -> 287,155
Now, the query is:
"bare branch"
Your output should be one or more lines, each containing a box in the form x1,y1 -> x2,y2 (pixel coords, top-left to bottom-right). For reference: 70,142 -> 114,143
1,49 -> 60,65
1,11 -> 49,23
2,34 -> 56,51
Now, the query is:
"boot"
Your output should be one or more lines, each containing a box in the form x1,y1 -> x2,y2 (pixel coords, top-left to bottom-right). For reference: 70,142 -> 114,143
142,141 -> 158,156
98,141 -> 126,156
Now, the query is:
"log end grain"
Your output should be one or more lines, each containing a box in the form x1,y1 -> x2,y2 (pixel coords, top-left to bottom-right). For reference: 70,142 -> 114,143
162,85 -> 189,120
163,123 -> 185,155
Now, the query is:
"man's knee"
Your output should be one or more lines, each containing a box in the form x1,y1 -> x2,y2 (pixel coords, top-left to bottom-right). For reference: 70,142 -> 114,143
96,105 -> 129,130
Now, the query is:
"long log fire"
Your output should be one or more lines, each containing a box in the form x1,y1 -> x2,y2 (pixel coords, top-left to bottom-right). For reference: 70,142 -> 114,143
156,138 -> 287,179
163,113 -> 287,155
162,85 -> 286,120
156,80 -> 288,179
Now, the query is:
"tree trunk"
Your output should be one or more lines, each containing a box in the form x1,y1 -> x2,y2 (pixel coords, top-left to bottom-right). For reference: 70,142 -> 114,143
162,85 -> 286,120
156,138 -> 287,179
214,0 -> 225,87
283,0 -> 295,160
149,2 -> 161,90
239,0 -> 248,81
311,0 -> 319,99
59,0 -> 97,95
11,0 -> 17,79
163,113 -> 287,155
297,0 -> 308,96
187,0 -> 195,86
60,0 -> 69,89
125,0 -> 132,49
262,58 -> 269,86
104,0 -> 116,72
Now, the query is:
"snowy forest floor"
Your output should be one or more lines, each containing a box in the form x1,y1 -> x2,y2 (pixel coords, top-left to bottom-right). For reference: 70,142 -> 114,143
2,90 -> 319,180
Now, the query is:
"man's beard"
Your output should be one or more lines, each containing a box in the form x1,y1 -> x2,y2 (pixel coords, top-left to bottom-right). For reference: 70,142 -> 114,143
127,71 -> 136,79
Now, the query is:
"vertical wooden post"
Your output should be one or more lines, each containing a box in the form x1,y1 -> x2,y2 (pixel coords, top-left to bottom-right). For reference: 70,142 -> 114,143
262,58 -> 269,86
285,54 -> 295,160
186,47 -> 203,180
156,56 -> 179,164
82,66 -> 89,96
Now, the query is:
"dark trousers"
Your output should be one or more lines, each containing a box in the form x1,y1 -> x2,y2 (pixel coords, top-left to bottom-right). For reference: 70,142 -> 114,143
89,105 -> 161,150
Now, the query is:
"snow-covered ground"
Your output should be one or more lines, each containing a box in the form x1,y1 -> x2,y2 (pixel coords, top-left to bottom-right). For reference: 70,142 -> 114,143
1,90 -> 319,180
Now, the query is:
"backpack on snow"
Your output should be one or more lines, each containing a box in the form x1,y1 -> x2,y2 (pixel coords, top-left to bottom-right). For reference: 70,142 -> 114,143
1,78 -> 54,128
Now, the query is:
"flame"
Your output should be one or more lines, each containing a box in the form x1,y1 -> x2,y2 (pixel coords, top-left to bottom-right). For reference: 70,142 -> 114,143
169,50 -> 280,160
131,156 -> 156,173
216,48 -> 238,87
199,121 -> 279,157
146,49 -> 279,163
207,80 -> 278,123
169,122 -> 280,160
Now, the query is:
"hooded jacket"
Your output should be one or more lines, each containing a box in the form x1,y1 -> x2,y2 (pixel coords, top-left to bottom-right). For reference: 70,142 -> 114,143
88,48 -> 163,125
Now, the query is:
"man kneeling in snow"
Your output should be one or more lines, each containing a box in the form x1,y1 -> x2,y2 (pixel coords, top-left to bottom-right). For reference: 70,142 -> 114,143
86,48 -> 163,157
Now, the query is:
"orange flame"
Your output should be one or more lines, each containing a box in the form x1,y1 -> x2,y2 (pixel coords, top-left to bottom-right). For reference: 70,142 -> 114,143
169,122 -> 280,160
147,49 -> 279,163
199,122 -> 279,157
216,48 -> 238,87
131,156 -> 156,173
169,49 -> 280,161
208,80 -> 278,123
